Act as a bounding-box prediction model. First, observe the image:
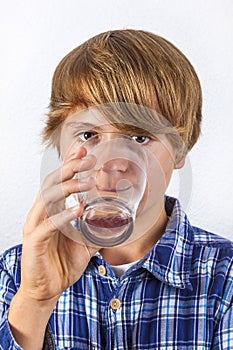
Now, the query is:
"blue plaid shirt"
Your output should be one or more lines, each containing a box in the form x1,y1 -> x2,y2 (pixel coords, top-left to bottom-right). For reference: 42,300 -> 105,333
1,197 -> 233,349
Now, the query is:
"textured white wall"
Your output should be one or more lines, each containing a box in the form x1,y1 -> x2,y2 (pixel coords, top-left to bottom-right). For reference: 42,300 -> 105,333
0,0 -> 233,253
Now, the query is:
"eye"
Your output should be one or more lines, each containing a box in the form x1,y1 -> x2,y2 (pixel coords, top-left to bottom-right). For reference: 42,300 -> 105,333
131,135 -> 150,144
77,131 -> 97,142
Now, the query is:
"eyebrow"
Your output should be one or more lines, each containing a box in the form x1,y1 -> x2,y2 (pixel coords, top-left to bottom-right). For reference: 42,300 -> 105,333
65,122 -> 101,129
65,122 -> 128,134
64,121 -> 155,137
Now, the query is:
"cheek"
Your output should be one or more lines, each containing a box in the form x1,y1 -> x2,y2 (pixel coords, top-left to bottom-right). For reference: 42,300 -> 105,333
158,156 -> 174,185
60,125 -> 83,163
147,143 -> 175,187
147,160 -> 167,196
142,150 -> 174,208
60,138 -> 84,163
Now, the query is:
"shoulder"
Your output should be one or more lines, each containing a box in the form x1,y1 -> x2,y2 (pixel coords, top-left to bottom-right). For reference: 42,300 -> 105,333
0,245 -> 22,285
188,227 -> 233,312
190,226 -> 233,288
192,225 -> 233,255
0,244 -> 23,265
191,225 -> 233,263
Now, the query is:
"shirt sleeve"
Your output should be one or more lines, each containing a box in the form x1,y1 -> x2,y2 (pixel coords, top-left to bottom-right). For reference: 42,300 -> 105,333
212,261 -> 233,349
0,250 -> 56,350
0,255 -> 22,349
212,306 -> 233,349
43,326 -> 56,350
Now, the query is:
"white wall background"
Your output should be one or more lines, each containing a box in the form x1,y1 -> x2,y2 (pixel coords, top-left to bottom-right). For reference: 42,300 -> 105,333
0,0 -> 233,253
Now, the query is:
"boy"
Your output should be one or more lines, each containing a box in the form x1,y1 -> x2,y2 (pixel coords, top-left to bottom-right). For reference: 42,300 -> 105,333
0,29 -> 232,350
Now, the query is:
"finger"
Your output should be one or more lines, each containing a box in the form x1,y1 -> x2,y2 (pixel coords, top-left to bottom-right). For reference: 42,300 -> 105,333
41,176 -> 95,211
24,202 -> 84,242
25,152 -> 95,230
25,157 -> 96,229
26,175 -> 95,228
42,154 -> 96,189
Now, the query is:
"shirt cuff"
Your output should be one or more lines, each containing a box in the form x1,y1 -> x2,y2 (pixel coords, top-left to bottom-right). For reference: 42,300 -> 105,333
0,316 -> 55,350
43,325 -> 56,350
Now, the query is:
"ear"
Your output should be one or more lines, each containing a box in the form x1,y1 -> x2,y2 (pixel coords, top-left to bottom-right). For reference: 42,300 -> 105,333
174,157 -> 186,169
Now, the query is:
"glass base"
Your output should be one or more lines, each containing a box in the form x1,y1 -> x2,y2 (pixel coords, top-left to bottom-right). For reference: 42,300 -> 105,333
79,198 -> 133,247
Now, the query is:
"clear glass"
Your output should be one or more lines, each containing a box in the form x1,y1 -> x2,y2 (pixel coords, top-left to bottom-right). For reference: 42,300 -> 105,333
66,134 -> 147,247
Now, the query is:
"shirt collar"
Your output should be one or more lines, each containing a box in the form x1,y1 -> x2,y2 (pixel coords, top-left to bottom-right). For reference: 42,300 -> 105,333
92,196 -> 194,290
142,196 -> 194,290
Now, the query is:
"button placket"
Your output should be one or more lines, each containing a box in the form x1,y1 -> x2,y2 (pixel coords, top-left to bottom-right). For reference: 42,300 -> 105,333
98,265 -> 107,276
110,298 -> 121,310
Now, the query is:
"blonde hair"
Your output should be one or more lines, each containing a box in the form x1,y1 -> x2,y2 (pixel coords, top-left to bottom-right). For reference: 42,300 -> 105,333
43,29 -> 202,155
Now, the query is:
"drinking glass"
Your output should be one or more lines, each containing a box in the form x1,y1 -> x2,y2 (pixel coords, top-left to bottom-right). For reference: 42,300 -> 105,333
67,133 -> 148,247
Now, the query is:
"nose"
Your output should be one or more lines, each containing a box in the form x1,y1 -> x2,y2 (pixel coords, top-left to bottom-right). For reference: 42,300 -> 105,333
99,133 -> 129,173
101,158 -> 129,173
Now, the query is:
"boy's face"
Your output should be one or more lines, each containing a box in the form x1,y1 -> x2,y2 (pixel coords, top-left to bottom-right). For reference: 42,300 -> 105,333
59,105 -> 182,225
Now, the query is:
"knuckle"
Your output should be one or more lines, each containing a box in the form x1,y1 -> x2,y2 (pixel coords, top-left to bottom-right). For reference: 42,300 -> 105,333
42,172 -> 53,188
39,189 -> 53,210
42,168 -> 62,188
39,188 -> 47,202
43,217 -> 57,232
62,179 -> 78,197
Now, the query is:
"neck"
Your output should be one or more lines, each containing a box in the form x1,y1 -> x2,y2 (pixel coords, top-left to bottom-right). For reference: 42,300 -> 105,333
100,204 -> 168,266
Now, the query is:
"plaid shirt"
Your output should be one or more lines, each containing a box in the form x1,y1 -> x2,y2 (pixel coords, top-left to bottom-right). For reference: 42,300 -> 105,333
1,197 -> 233,349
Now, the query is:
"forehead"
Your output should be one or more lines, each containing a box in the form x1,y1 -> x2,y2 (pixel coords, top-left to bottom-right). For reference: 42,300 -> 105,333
63,107 -> 116,129
62,105 -> 155,135
64,102 -> 173,132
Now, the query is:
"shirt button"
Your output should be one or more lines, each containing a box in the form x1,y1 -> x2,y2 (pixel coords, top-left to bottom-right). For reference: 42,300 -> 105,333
110,298 -> 121,310
98,265 -> 106,276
